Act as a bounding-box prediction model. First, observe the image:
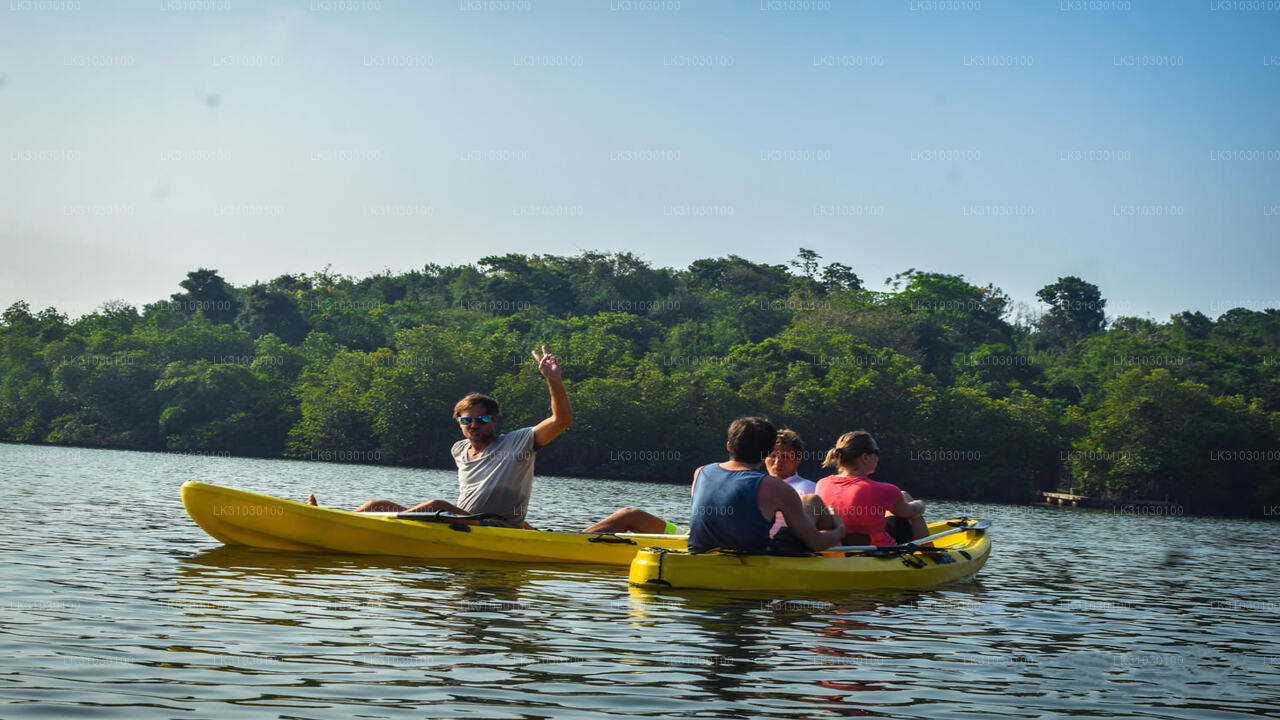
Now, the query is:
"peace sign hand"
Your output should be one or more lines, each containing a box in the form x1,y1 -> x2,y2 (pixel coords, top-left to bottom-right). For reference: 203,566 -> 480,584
531,345 -> 562,380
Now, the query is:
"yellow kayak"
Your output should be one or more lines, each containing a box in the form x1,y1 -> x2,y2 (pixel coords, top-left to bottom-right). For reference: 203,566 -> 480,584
181,481 -> 686,566
629,518 -> 991,591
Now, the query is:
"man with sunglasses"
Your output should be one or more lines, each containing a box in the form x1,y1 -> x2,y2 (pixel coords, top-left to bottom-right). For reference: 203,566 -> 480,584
328,346 -> 572,528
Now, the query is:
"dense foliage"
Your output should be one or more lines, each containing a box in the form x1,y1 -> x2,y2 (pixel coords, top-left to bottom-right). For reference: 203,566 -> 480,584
3,251 -> 1277,516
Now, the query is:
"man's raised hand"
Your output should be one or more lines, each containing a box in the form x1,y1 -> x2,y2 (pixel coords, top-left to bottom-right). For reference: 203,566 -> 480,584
531,345 -> 563,381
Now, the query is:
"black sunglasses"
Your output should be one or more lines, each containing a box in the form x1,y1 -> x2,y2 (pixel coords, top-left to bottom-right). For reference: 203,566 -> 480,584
457,415 -> 493,426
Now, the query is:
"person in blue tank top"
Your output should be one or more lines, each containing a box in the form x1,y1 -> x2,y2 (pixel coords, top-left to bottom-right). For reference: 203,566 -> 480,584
688,417 -> 844,554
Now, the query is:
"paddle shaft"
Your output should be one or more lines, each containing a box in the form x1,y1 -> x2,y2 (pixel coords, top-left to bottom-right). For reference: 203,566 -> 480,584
359,511 -> 690,538
826,520 -> 989,552
356,511 -> 508,523
365,513 -> 689,539
364,510 -> 980,548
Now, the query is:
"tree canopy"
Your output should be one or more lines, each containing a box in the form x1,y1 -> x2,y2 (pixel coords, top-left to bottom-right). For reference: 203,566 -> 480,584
2,253 -> 1277,517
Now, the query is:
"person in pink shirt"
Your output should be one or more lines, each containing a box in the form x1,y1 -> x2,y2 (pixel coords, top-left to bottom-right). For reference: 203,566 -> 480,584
815,430 -> 927,546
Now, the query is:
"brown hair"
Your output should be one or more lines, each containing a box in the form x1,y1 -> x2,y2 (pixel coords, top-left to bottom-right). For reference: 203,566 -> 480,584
775,429 -> 804,454
453,393 -> 500,418
822,430 -> 876,468
727,416 -> 777,463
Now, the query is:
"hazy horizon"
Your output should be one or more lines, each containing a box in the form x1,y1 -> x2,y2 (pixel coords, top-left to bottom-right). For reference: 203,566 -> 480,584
3,0 -> 1278,322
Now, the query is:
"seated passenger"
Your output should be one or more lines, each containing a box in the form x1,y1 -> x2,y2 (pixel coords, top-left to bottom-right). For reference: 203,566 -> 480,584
765,428 -> 815,537
815,431 -> 927,546
309,347 -> 571,531
688,417 -> 844,554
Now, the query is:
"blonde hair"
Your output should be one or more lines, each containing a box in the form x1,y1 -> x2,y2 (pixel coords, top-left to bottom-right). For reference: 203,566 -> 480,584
454,393 -> 499,418
822,430 -> 876,468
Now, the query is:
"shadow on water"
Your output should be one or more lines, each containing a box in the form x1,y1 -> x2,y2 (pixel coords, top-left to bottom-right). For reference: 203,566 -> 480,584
621,580 -> 999,719
159,545 -> 659,715
181,544 -> 447,574
174,545 -> 628,619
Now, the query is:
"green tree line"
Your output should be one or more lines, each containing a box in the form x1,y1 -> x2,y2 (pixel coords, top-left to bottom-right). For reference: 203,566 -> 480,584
2,251 -> 1277,516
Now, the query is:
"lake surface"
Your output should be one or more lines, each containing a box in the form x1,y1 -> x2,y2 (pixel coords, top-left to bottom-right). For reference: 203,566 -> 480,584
1,443 -> 1278,719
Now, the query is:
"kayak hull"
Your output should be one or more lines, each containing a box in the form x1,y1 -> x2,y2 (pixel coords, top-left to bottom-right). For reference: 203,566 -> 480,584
628,519 -> 990,591
181,481 -> 685,566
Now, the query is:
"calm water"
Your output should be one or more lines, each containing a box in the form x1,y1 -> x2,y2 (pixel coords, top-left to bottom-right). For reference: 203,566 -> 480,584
1,444 -> 1278,719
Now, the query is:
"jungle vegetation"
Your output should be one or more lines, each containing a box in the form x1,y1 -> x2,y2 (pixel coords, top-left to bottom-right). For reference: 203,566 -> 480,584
3,251 -> 1277,516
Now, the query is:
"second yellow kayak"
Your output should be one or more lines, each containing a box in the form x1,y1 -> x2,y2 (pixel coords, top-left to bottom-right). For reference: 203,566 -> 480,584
629,519 -> 991,591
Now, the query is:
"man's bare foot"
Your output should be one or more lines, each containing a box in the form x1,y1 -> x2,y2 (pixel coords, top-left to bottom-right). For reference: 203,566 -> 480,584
307,493 -> 318,506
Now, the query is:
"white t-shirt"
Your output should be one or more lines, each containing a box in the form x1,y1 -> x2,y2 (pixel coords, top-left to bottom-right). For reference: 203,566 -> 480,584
452,427 -> 537,527
784,475 -> 817,496
770,474 -> 815,537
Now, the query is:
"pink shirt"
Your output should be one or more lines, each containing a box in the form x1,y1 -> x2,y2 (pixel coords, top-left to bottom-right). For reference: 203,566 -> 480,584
816,475 -> 902,546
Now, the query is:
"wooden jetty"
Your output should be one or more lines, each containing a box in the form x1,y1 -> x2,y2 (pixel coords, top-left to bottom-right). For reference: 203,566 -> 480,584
1038,491 -> 1181,512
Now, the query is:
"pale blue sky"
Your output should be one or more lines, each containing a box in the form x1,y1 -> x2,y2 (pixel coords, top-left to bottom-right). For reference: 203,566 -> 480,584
2,0 -> 1277,321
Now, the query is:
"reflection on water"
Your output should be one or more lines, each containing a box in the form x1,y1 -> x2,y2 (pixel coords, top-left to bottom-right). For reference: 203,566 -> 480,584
2,444 -> 1280,718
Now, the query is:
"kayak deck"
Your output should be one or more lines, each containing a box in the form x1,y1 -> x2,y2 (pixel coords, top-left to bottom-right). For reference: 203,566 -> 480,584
181,481 -> 686,566
629,518 -> 991,591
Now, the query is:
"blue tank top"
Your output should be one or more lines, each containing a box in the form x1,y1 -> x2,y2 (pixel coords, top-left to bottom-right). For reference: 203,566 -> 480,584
688,463 -> 772,554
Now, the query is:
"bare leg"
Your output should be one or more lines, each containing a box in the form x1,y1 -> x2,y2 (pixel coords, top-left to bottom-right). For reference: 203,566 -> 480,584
909,514 -> 928,540
896,491 -> 930,541
800,494 -> 835,530
399,499 -> 531,528
353,499 -> 408,512
583,508 -> 669,534
308,493 -> 318,506
350,499 -> 465,514
403,499 -> 468,514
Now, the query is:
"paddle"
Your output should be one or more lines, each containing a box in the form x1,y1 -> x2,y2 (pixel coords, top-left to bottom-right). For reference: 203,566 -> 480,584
825,519 -> 990,553
357,510 -> 510,524
358,510 -> 688,537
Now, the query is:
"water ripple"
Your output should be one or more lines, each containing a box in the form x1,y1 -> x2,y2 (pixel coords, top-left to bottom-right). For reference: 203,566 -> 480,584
2,445 -> 1279,718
